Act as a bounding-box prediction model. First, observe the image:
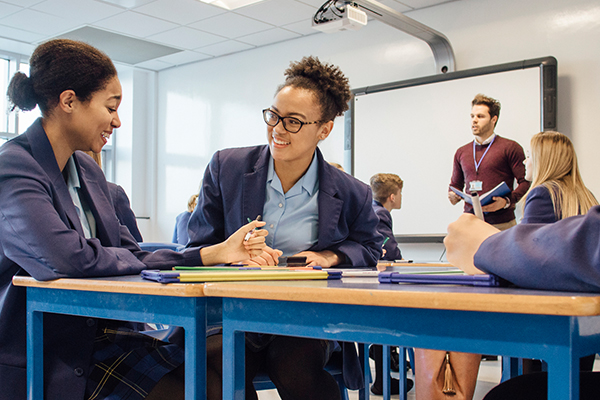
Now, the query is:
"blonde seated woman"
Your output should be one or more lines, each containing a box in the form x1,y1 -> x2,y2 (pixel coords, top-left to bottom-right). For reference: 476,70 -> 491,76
520,131 -> 597,224
481,131 -> 598,400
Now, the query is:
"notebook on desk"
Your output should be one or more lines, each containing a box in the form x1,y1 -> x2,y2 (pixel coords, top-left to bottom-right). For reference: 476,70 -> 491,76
141,269 -> 342,283
378,271 -> 504,287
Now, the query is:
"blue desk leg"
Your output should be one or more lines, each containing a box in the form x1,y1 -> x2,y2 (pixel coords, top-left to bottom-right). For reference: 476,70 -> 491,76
359,344 -> 370,400
185,298 -> 206,400
501,356 -> 522,382
27,309 -> 43,400
548,351 -> 579,400
398,347 -> 408,400
223,328 -> 245,400
382,345 -> 390,400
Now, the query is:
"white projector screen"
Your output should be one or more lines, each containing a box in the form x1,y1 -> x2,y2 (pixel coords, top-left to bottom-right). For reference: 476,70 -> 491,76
348,57 -> 557,237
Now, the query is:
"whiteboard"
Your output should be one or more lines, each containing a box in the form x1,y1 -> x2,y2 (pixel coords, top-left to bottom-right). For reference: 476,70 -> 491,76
349,57 -> 557,236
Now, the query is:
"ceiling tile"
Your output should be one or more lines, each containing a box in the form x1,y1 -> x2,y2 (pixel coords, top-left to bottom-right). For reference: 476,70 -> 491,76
376,0 -> 413,12
294,0 -> 328,8
0,2 -> 22,19
0,0 -> 45,7
56,26 -> 182,64
0,24 -> 45,43
0,9 -> 79,36
148,26 -> 225,49
31,0 -> 124,23
196,39 -> 254,56
234,0 -> 316,27
282,19 -> 319,35
189,12 -> 273,38
133,58 -> 175,70
152,49 -> 212,65
237,27 -> 300,46
133,0 -> 226,25
93,10 -> 178,38
398,0 -> 454,9
98,0 -> 155,8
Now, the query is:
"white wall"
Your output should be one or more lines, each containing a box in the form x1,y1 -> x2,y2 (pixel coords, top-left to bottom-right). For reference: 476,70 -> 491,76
145,0 -> 600,255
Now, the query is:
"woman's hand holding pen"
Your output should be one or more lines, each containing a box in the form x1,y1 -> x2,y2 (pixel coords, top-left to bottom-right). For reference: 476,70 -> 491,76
444,213 -> 500,275
200,220 -> 268,265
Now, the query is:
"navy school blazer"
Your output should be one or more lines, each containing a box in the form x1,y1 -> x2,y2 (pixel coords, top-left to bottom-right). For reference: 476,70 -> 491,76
187,145 -> 384,389
188,145 -> 383,266
108,182 -> 144,242
475,205 -> 600,293
0,120 -> 203,400
372,200 -> 402,261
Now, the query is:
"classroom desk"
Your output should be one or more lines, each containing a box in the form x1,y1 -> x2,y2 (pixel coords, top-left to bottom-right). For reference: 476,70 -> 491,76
12,275 -> 220,400
205,278 -> 600,400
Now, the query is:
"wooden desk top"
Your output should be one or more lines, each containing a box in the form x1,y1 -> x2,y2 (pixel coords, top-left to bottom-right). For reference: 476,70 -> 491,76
204,279 -> 600,317
12,275 -> 206,297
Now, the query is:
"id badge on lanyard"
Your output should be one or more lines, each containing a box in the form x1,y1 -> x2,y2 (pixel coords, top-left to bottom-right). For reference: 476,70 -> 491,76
472,136 -> 495,192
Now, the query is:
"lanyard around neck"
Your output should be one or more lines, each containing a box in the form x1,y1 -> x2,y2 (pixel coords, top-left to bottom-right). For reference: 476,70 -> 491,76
473,135 -> 495,173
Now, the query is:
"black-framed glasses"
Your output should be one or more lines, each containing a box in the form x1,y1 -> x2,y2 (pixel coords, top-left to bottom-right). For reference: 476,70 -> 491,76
262,109 -> 325,134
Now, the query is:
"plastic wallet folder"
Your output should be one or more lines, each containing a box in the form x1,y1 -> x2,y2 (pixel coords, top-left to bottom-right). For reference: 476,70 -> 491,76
378,271 -> 503,287
141,269 -> 342,283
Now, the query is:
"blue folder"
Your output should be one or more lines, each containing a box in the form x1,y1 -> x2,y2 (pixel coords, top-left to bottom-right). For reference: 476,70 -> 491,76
378,271 -> 503,287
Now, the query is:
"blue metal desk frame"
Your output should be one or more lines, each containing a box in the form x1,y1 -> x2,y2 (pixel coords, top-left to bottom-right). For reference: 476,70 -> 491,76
19,276 -> 219,400
217,282 -> 600,400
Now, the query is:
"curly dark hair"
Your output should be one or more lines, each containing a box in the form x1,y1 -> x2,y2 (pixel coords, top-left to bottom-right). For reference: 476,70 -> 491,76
278,56 -> 352,122
7,39 -> 117,116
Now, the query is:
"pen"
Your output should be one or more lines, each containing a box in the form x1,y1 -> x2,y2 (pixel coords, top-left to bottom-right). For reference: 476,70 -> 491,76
382,237 -> 389,247
244,215 -> 261,241
471,191 -> 484,220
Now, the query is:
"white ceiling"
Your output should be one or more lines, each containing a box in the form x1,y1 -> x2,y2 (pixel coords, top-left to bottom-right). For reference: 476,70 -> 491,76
0,0 -> 455,71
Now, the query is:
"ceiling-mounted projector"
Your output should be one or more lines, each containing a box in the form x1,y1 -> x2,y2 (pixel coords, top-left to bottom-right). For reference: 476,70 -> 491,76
312,3 -> 368,33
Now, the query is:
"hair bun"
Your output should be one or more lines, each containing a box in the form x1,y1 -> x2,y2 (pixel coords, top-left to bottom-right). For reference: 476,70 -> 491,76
7,72 -> 38,112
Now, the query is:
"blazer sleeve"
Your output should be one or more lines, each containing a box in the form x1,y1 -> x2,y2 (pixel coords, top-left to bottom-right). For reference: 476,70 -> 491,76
0,157 -> 202,282
112,184 -> 143,242
474,205 -> 600,292
187,151 -> 226,247
521,185 -> 557,224
376,209 -> 402,261
329,188 -> 383,266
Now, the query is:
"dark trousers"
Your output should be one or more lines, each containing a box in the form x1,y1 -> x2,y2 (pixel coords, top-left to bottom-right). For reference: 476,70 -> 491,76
206,334 -> 341,400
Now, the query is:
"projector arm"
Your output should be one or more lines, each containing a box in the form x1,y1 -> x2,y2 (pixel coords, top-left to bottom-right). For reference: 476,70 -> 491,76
350,0 -> 455,73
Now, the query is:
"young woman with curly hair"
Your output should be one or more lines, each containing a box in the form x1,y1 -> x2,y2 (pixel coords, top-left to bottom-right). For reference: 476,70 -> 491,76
188,56 -> 383,399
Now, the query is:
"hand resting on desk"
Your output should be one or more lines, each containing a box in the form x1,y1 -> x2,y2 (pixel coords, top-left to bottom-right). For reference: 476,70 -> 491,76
240,245 -> 283,266
444,213 -> 500,275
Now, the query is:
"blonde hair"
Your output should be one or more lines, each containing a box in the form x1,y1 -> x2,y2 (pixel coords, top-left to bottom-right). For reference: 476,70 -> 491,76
187,194 -> 199,213
521,131 -> 597,219
370,173 -> 403,204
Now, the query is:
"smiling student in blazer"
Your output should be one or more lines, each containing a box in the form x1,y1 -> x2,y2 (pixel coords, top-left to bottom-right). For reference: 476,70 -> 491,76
187,56 -> 383,400
0,39 -> 266,400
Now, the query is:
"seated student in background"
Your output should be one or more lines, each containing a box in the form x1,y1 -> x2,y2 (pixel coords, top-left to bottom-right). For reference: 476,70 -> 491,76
173,193 -> 199,245
86,151 -> 144,242
370,173 -> 403,261
0,39 -> 267,400
188,56 -> 383,400
368,172 -> 413,395
444,132 -> 600,400
520,131 -> 597,224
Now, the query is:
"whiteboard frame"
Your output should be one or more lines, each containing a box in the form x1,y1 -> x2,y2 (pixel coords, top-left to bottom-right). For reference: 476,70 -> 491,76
345,56 -> 557,240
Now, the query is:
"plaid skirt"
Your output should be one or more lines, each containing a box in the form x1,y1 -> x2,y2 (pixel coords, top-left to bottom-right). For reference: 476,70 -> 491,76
85,322 -> 184,400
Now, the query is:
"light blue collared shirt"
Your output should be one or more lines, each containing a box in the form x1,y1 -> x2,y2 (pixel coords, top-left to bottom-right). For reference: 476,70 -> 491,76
262,153 -> 319,257
65,156 -> 96,239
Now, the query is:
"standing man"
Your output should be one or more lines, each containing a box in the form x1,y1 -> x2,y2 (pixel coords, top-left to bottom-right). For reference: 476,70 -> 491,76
448,94 -> 530,230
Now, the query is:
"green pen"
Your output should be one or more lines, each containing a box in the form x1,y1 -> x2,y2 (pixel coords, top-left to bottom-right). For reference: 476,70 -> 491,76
382,237 -> 389,247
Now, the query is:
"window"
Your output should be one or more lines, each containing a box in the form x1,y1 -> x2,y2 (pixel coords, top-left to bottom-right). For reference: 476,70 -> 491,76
0,52 -> 41,141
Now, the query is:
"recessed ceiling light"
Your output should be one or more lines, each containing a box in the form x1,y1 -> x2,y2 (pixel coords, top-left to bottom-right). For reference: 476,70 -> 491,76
196,0 -> 265,11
